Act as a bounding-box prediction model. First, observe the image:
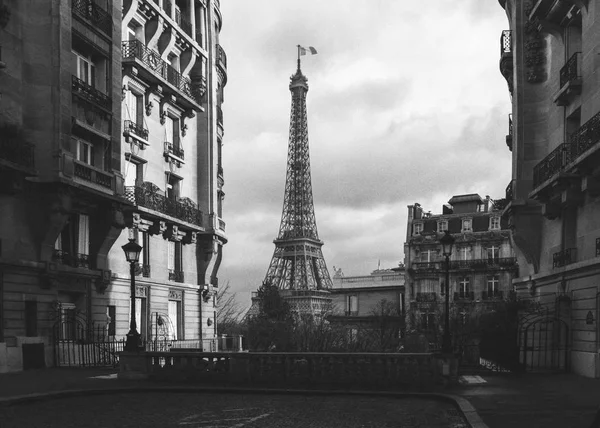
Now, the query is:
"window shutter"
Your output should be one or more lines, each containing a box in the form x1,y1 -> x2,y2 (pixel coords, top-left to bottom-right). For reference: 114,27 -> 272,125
167,241 -> 175,270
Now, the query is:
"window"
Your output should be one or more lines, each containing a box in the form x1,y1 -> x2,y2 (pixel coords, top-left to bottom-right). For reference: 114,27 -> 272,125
25,300 -> 38,337
458,277 -> 470,298
73,51 -> 96,86
76,140 -> 94,166
420,311 -> 435,330
438,220 -> 448,232
346,295 -> 358,315
487,275 -> 500,296
125,90 -> 144,127
490,216 -> 500,230
420,249 -> 435,262
487,245 -> 500,262
58,303 -> 77,340
54,214 -> 90,268
167,240 -> 175,271
107,305 -> 116,336
168,241 -> 183,281
461,218 -> 472,232
124,158 -> 144,188
458,247 -> 469,261
168,290 -> 183,340
413,222 -> 423,235
141,232 -> 150,274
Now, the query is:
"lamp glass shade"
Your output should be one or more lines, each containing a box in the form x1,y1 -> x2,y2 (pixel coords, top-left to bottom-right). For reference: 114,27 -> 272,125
122,239 -> 143,263
440,230 -> 455,257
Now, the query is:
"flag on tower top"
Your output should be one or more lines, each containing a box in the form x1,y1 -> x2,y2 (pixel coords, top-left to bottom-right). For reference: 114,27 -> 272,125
299,46 -> 318,56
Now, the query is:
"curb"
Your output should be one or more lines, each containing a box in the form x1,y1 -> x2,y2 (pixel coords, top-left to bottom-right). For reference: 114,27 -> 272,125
0,385 -> 490,428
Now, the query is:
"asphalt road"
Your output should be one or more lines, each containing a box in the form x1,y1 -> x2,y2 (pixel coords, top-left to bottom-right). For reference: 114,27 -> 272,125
0,392 -> 468,428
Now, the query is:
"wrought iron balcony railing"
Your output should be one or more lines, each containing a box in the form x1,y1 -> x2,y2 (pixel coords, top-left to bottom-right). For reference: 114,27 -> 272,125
71,76 -> 111,110
559,52 -> 581,88
0,130 -> 35,170
169,269 -> 184,283
450,260 -> 472,270
482,290 -> 503,300
416,292 -> 437,302
500,30 -> 512,56
454,291 -> 475,301
74,160 -> 113,189
553,248 -> 576,268
52,249 -> 91,269
533,110 -> 600,188
216,44 -> 227,70
124,184 -> 203,227
411,262 -> 440,270
122,40 -> 203,104
124,120 -> 149,140
72,0 -> 112,35
164,142 -> 185,159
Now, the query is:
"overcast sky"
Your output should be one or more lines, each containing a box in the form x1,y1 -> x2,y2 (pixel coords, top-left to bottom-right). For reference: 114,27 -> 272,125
218,1 -> 511,310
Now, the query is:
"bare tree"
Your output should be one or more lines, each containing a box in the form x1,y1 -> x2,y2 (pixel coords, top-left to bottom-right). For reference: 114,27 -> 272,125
216,281 -> 245,335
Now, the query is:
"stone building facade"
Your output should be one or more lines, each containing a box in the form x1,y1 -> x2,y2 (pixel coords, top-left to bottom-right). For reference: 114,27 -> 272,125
0,0 -> 226,372
404,194 -> 518,344
328,268 -> 405,344
498,0 -> 600,377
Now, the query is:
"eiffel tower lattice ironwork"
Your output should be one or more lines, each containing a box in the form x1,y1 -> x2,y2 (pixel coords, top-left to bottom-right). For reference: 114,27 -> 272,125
263,51 -> 333,296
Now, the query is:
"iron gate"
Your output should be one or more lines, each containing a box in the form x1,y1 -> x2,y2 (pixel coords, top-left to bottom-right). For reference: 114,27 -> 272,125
519,315 -> 569,372
53,316 -> 124,367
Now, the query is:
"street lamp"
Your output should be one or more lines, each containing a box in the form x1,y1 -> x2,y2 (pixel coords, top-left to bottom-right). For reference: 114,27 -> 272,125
122,238 -> 143,352
440,230 -> 455,353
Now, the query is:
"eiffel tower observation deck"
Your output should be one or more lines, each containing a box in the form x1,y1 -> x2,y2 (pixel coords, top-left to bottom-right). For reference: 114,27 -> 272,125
254,47 -> 333,317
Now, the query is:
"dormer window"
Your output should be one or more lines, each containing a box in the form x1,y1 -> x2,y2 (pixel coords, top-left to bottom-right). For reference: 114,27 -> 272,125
489,216 -> 500,230
438,220 -> 448,232
413,222 -> 423,235
461,218 -> 472,233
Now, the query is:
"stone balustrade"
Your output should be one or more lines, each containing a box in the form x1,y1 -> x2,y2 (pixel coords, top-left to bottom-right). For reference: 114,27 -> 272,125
120,351 -> 457,390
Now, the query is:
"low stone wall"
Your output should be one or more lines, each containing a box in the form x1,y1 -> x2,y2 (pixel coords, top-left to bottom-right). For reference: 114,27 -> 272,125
120,351 -> 457,390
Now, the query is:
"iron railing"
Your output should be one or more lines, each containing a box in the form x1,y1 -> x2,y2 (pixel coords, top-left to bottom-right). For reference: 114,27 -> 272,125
532,143 -> 572,187
52,249 -> 91,269
416,292 -> 437,302
169,270 -> 184,283
0,131 -> 35,169
124,120 -> 149,140
559,52 -> 581,88
553,248 -> 576,268
411,262 -> 440,270
71,0 -> 112,35
454,291 -> 475,301
216,44 -> 227,70
501,30 -> 512,55
124,185 -> 203,227
71,76 -> 111,110
74,161 -> 112,189
569,110 -> 600,161
482,290 -> 503,300
164,142 -> 185,159
122,40 -> 203,104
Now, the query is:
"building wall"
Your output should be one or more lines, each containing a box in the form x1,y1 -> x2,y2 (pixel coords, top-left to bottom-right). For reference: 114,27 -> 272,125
500,0 -> 600,377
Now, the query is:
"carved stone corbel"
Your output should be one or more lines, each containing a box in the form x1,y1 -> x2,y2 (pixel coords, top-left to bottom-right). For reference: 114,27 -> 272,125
163,224 -> 183,241
129,213 -> 154,232
94,270 -> 112,294
149,220 -> 167,236
181,109 -> 195,136
183,231 -> 197,245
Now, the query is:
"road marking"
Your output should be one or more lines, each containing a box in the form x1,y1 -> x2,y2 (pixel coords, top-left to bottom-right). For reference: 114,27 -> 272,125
179,411 -> 272,427
459,375 -> 487,384
88,373 -> 118,379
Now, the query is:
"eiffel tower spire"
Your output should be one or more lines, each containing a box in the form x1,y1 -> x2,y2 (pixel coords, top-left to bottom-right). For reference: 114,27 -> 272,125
263,55 -> 333,296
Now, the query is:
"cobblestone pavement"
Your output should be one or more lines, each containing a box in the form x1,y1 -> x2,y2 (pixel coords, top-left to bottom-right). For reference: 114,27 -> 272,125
0,392 -> 469,428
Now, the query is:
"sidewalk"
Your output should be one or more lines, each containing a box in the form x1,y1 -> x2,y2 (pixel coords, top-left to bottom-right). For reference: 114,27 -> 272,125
449,372 -> 600,428
0,368 -> 599,428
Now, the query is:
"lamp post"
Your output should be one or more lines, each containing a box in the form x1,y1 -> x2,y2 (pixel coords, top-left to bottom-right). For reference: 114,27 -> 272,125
122,238 -> 143,352
440,230 -> 455,353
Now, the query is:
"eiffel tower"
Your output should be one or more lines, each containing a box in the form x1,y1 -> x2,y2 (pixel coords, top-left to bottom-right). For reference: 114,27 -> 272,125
258,48 -> 333,315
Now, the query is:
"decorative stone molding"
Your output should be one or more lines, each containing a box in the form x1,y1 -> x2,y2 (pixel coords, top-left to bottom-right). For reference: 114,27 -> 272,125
168,289 -> 183,300
129,213 -> 154,232
148,220 -> 167,236
163,224 -> 183,241
183,231 -> 197,245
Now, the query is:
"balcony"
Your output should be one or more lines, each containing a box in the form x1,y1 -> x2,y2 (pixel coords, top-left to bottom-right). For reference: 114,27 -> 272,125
499,30 -> 513,94
71,0 -> 112,36
449,260 -> 472,270
125,183 -> 204,228
555,52 -> 582,106
216,44 -> 227,85
124,120 -> 149,142
482,290 -> 503,300
122,40 -> 205,108
169,270 -> 184,283
73,160 -> 113,190
454,291 -> 475,301
135,263 -> 151,278
52,249 -> 91,269
553,248 -> 576,268
416,292 -> 437,302
0,127 -> 35,171
164,142 -> 185,160
506,114 -> 513,151
411,262 -> 440,271
71,76 -> 111,111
